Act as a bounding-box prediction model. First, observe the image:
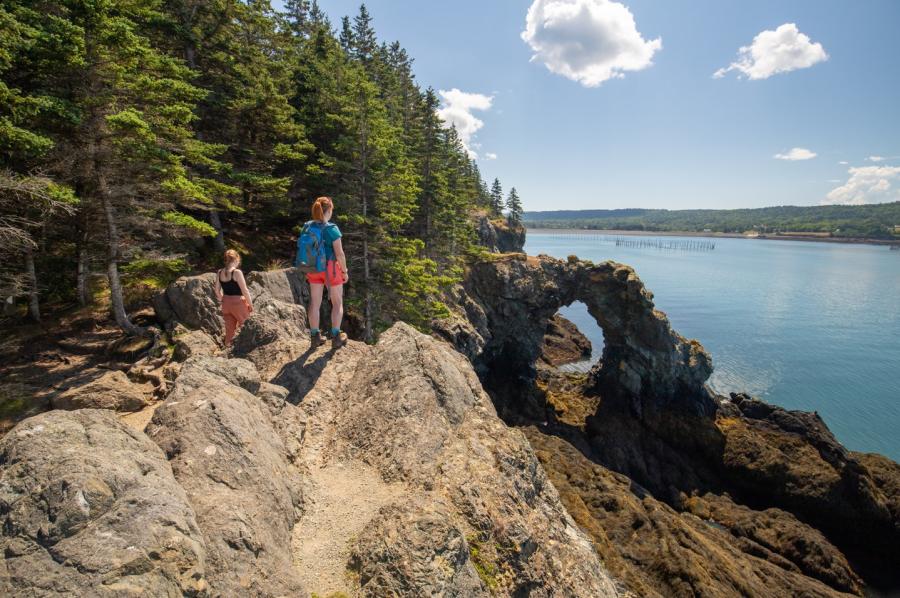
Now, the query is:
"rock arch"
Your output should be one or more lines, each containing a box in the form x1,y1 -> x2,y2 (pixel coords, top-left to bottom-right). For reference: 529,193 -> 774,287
434,254 -> 716,418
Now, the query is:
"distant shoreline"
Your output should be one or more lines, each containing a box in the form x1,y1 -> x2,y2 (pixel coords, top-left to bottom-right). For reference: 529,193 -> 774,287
526,227 -> 899,247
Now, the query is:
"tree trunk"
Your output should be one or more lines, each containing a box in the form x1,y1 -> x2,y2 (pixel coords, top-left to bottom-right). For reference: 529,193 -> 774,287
76,229 -> 90,306
77,247 -> 89,306
24,247 -> 40,322
360,106 -> 373,342
97,169 -> 144,336
209,209 -> 226,252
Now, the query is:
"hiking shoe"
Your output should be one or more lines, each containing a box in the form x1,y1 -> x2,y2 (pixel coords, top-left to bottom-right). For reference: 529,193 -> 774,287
331,331 -> 348,349
309,332 -> 326,349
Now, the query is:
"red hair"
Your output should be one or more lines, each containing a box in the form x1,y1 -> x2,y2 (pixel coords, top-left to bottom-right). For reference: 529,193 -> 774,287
312,196 -> 333,221
223,249 -> 241,267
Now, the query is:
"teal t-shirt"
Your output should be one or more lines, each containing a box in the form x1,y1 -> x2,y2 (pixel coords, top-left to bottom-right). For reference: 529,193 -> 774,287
322,223 -> 341,260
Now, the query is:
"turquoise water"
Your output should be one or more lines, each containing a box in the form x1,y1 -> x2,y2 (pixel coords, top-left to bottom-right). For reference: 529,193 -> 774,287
525,231 -> 900,461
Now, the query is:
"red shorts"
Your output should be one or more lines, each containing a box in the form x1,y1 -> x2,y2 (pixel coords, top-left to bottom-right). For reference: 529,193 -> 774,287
305,260 -> 345,287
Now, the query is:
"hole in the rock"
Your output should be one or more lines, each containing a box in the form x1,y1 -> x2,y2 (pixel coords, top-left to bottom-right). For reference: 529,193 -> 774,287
553,301 -> 605,373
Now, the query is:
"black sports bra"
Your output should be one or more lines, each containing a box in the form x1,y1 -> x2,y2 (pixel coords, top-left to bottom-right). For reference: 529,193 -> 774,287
219,269 -> 242,296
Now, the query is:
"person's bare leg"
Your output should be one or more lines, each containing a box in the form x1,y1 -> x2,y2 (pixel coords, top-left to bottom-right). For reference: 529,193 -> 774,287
308,283 -> 324,332
328,283 -> 343,331
328,283 -> 347,348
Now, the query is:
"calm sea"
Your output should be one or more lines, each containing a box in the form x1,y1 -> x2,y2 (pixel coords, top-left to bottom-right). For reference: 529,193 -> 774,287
525,231 -> 900,461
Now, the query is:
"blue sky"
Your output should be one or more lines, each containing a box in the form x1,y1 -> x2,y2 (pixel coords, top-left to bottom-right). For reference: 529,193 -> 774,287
276,0 -> 900,212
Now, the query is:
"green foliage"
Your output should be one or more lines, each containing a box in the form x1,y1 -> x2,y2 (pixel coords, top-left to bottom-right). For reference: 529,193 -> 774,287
506,187 -> 522,226
121,258 -> 191,289
0,1 -> 510,335
162,211 -> 218,237
120,257 -> 191,304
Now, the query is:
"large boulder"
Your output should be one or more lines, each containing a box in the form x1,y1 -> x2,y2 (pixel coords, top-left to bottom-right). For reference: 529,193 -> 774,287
245,268 -> 307,306
153,267 -> 308,338
152,272 -> 222,336
175,355 -> 261,395
349,498 -> 485,596
539,313 -> 592,366
49,370 -> 152,412
172,326 -> 219,360
146,357 -> 307,597
279,322 -> 622,597
0,409 -> 208,595
232,296 -> 309,379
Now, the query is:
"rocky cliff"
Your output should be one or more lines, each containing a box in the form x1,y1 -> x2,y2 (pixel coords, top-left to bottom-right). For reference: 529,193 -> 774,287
475,213 -> 526,253
435,253 -> 900,596
1,267 -> 621,597
2,256 -> 898,597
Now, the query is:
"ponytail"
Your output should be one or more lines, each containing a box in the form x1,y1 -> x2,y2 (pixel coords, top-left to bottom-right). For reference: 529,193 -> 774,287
312,196 -> 333,221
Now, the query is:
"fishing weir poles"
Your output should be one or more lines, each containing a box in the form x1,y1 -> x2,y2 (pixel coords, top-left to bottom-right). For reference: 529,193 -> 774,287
613,236 -> 716,251
540,231 -> 717,252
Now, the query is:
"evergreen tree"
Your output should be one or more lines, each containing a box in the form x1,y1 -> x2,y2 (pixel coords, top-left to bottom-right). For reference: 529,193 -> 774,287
506,187 -> 523,226
283,0 -> 310,36
339,15 -> 354,53
490,178 -> 504,215
0,1 -> 494,338
164,0 -> 312,249
12,0 -> 219,334
351,4 -> 377,66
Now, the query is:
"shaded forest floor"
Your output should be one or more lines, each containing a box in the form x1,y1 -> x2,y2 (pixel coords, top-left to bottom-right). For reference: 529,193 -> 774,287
0,301 -> 156,433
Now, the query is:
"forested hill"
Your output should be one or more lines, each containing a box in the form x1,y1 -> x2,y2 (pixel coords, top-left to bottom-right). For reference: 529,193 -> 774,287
0,1 -> 524,340
525,202 -> 900,239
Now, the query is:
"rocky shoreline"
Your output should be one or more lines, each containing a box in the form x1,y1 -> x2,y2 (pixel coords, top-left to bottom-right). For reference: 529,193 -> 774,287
2,255 -> 898,596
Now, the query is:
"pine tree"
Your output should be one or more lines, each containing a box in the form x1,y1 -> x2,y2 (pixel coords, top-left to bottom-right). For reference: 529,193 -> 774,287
506,187 -> 523,226
352,4 -> 377,67
339,16 -> 354,53
0,3 -> 80,314
164,0 -> 312,248
23,0 -> 219,334
283,0 -> 310,36
490,178 -> 504,215
1,1 -> 493,338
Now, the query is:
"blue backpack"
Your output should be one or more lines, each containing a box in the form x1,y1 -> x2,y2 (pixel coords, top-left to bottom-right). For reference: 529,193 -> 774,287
295,221 -> 331,273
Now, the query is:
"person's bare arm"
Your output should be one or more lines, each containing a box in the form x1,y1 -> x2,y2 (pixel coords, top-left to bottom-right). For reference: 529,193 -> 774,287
234,269 -> 253,311
214,270 -> 223,301
333,239 -> 349,282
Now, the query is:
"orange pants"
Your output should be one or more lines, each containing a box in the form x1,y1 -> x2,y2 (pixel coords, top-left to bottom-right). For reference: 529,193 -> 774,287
222,295 -> 250,346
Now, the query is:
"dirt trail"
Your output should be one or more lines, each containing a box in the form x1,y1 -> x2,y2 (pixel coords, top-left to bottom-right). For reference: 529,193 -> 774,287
292,459 -> 405,596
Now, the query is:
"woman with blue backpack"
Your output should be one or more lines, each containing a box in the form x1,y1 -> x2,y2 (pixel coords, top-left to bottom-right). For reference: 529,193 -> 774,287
295,196 -> 349,349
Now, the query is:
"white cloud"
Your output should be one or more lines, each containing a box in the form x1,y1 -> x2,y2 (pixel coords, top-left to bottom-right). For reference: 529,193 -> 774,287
774,147 -> 817,161
867,155 -> 886,162
484,153 -> 498,160
838,160 -> 849,165
824,166 -> 900,205
714,23 -> 827,80
436,89 -> 494,158
521,0 -> 661,87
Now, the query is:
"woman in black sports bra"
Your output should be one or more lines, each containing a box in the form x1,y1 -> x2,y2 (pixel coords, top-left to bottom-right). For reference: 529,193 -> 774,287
214,249 -> 253,347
